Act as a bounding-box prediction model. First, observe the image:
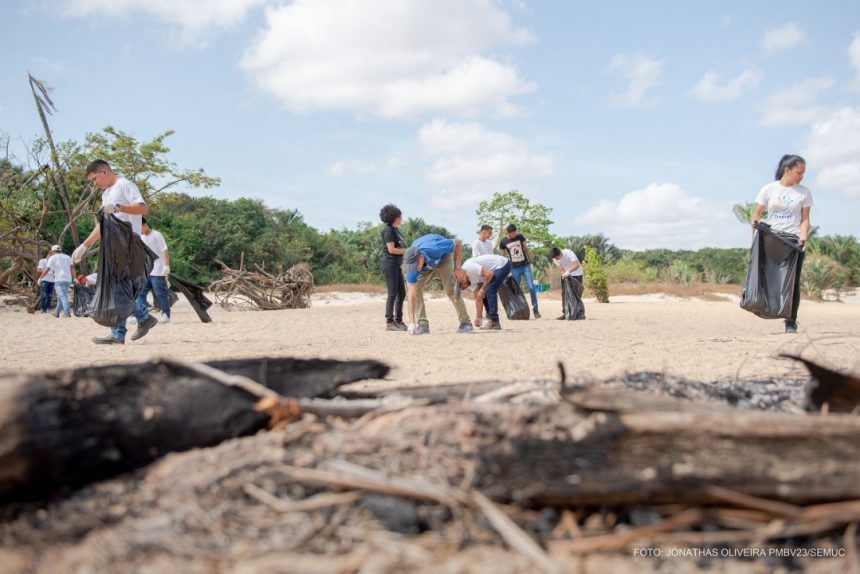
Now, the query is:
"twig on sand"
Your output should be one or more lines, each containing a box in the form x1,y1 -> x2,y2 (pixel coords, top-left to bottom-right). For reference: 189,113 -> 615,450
471,490 -> 565,574
244,484 -> 361,513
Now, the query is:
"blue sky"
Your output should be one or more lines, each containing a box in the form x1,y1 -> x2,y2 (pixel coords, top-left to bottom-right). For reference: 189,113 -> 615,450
2,0 -> 858,249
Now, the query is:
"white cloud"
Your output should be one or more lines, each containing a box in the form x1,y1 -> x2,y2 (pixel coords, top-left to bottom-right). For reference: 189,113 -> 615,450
690,69 -> 759,102
419,119 -> 553,185
417,120 -> 553,210
575,183 -> 735,249
56,0 -> 266,44
758,76 -> 834,127
607,53 -> 663,107
804,107 -> 860,197
850,33 -> 860,91
240,0 -> 535,119
761,22 -> 805,53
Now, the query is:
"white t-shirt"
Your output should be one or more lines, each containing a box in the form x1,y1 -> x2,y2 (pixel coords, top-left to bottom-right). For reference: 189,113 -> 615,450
755,182 -> 813,236
461,254 -> 509,291
38,257 -> 54,282
472,238 -> 494,256
102,178 -> 146,236
553,249 -> 583,277
47,253 -> 73,283
142,229 -> 169,276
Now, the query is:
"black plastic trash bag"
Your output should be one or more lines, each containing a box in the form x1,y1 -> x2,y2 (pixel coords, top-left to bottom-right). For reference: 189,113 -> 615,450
740,222 -> 802,320
561,275 -> 586,320
90,212 -> 156,328
169,273 -> 213,323
72,284 -> 95,317
498,276 -> 530,320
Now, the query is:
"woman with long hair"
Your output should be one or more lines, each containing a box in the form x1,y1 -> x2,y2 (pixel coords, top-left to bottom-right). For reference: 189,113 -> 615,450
751,154 -> 813,333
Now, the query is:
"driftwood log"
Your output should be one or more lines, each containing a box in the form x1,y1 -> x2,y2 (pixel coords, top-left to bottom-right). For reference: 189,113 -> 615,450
475,400 -> 860,506
0,357 -> 387,501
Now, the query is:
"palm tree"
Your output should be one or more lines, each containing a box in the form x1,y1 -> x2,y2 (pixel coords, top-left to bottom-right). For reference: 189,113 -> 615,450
731,202 -> 762,225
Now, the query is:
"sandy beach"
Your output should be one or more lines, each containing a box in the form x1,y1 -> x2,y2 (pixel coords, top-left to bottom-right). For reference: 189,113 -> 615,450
2,289 -> 858,387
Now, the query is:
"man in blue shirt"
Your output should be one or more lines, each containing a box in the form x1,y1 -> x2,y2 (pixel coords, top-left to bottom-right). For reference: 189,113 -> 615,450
402,234 -> 473,335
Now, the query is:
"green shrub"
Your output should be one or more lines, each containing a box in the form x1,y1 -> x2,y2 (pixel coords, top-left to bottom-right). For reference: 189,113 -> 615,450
663,260 -> 699,284
583,245 -> 609,303
801,253 -> 849,300
605,257 -> 659,283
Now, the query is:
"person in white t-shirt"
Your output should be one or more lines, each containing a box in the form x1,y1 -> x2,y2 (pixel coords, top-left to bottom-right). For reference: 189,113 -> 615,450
138,217 -> 172,324
72,159 -> 157,344
38,245 -> 73,317
550,247 -> 586,320
453,253 -> 511,330
36,250 -> 55,313
752,154 -> 813,334
472,225 -> 494,257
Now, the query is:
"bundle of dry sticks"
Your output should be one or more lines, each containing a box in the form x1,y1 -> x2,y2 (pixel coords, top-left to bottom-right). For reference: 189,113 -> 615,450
210,256 -> 313,310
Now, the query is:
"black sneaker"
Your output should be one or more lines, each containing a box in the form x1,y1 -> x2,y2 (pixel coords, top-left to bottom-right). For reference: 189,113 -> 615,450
131,315 -> 158,341
92,335 -> 124,345
784,320 -> 798,334
533,310 -> 541,319
489,320 -> 502,330
557,315 -> 568,320
386,322 -> 401,331
393,321 -> 408,331
415,324 -> 430,335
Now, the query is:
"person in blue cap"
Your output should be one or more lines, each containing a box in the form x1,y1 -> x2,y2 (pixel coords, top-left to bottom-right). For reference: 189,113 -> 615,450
402,234 -> 473,335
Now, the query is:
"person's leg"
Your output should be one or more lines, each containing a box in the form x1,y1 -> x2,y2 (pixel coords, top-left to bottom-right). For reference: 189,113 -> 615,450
39,281 -> 51,311
415,270 -> 431,327
137,278 -> 153,315
381,261 -> 397,323
112,321 -> 127,342
572,275 -> 586,318
55,282 -> 71,316
394,269 -> 406,323
150,276 -> 172,318
789,251 -> 805,323
510,265 -> 525,294
435,255 -> 471,325
484,264 -> 510,323
522,265 -> 539,313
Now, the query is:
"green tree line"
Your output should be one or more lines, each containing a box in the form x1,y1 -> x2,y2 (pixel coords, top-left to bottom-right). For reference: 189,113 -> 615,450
2,127 -> 858,298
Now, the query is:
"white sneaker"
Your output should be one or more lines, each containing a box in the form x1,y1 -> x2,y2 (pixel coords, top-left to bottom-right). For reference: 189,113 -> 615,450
128,317 -> 137,326
158,313 -> 170,324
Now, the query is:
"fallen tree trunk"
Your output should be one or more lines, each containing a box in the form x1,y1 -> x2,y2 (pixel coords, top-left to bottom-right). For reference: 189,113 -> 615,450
0,357 -> 387,501
476,400 -> 860,506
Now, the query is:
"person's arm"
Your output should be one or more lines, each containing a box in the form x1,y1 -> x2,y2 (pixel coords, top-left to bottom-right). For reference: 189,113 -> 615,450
123,203 -> 148,215
799,207 -> 811,247
386,242 -> 406,255
522,240 -> 533,265
474,290 -> 484,327
453,239 -> 463,268
567,260 -> 582,275
751,203 -> 765,225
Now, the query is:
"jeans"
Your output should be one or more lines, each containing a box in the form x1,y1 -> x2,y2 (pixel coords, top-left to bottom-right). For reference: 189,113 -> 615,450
380,258 -> 405,323
510,264 -> 539,312
138,275 -> 172,318
483,261 -> 512,322
39,281 -> 55,312
414,254 -> 471,327
53,281 -> 71,316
